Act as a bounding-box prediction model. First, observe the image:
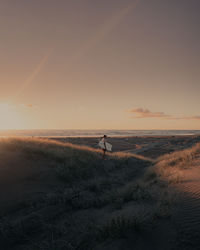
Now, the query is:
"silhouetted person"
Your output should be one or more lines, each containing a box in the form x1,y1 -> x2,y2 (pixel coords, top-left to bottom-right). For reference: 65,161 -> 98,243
100,135 -> 107,159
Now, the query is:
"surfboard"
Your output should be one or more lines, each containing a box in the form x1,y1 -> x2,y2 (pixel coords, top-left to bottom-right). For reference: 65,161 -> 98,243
99,141 -> 112,151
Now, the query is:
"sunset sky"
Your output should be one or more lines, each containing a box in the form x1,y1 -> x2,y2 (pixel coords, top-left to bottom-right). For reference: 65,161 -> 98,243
0,0 -> 200,130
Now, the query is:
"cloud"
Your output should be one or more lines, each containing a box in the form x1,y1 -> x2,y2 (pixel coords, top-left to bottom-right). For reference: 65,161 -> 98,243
129,108 -> 200,120
187,116 -> 200,120
170,116 -> 200,120
18,103 -> 36,109
26,104 -> 33,108
129,108 -> 171,119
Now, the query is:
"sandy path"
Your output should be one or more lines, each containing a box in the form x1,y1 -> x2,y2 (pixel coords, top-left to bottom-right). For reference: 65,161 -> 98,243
121,142 -> 162,154
173,167 -> 200,250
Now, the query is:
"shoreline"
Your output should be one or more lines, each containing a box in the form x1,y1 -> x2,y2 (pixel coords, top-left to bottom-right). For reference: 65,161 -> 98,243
0,134 -> 200,138
0,129 -> 200,138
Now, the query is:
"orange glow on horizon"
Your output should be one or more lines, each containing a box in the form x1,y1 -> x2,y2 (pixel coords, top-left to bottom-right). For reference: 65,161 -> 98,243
0,1 -> 199,130
0,103 -> 25,130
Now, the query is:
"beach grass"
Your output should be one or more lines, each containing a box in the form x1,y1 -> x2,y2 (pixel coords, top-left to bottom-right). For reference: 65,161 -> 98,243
0,137 -> 199,249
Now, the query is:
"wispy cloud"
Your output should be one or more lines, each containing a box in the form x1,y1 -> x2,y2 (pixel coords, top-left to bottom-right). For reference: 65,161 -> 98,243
26,104 -> 33,108
19,103 -> 36,109
129,108 -> 171,119
170,116 -> 200,120
129,108 -> 200,120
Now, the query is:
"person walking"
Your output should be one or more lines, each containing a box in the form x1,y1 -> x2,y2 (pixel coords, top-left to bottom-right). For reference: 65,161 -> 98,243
100,135 -> 107,159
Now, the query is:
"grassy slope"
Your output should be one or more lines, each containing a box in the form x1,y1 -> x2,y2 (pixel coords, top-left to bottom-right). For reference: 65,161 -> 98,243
0,138 -> 153,249
145,142 -> 200,183
0,138 -> 199,249
0,137 -> 151,183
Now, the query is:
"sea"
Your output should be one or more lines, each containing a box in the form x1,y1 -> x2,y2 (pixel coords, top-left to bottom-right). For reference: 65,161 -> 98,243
0,130 -> 200,137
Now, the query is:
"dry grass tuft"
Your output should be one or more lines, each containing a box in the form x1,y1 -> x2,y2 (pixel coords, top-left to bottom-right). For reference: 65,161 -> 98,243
145,143 -> 200,183
98,215 -> 142,240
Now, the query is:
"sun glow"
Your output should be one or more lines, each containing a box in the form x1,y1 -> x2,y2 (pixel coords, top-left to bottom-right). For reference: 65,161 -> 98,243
0,103 -> 25,130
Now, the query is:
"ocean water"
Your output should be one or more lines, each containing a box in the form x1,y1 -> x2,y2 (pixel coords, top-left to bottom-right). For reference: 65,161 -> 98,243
0,129 -> 200,137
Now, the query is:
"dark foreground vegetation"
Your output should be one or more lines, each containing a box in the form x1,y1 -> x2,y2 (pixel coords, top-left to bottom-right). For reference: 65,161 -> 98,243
0,138 -> 200,250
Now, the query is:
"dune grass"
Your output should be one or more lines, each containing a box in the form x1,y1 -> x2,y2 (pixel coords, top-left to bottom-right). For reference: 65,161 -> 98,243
0,137 -> 152,183
156,142 -> 200,168
1,137 -> 196,249
145,142 -> 200,184
0,137 -> 152,160
98,215 -> 141,240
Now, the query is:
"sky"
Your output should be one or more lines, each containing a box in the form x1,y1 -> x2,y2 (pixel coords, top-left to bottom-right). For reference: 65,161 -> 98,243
0,0 -> 200,130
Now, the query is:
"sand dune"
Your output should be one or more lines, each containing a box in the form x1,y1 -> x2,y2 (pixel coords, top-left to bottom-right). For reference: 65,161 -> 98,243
174,167 -> 200,250
0,137 -> 200,249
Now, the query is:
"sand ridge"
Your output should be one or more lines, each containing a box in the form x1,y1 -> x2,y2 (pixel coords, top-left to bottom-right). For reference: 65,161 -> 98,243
173,166 -> 200,250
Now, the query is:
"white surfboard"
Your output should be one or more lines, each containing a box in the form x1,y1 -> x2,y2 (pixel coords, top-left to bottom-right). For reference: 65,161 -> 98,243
99,141 -> 112,151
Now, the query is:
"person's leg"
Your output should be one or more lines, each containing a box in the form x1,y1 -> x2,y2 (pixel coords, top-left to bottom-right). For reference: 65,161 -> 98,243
102,149 -> 106,159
